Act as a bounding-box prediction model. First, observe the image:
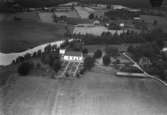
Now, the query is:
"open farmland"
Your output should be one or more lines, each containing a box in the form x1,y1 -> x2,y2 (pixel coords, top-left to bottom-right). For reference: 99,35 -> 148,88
3,77 -> 58,115
3,70 -> 167,115
73,24 -> 126,36
55,11 -> 79,18
0,21 -> 66,53
75,6 -> 92,19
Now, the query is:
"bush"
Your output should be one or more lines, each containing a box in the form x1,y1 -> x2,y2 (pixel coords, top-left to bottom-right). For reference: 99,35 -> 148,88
15,56 -> 25,63
80,68 -> 86,74
44,44 -> 52,54
17,62 -> 34,76
93,49 -> 102,59
103,55 -> 111,66
60,40 -> 69,49
52,59 -> 61,73
82,48 -> 88,55
24,53 -> 31,60
89,13 -> 94,19
84,56 -> 95,70
41,55 -> 51,65
105,46 -> 119,58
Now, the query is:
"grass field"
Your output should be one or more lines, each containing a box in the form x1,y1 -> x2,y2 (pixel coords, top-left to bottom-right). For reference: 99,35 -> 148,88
0,21 -> 66,53
3,68 -> 167,115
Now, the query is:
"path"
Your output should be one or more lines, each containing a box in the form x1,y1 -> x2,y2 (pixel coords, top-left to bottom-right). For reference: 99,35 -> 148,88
123,52 -> 167,87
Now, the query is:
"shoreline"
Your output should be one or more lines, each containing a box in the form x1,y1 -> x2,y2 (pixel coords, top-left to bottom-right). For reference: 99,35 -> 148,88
0,39 -> 72,66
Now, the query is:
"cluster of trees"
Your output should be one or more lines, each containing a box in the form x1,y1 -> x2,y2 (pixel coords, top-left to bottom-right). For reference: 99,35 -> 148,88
40,44 -> 62,73
13,44 -> 59,64
103,55 -> 111,66
105,9 -> 141,20
93,49 -> 102,59
108,23 -> 121,30
103,46 -> 120,66
83,47 -> 120,70
17,61 -> 34,76
83,56 -> 95,71
127,41 -> 167,80
15,44 -> 62,76
71,28 -> 167,45
150,0 -> 164,7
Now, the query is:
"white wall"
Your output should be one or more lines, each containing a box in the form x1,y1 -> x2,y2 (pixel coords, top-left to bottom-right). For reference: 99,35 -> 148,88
64,55 -> 83,63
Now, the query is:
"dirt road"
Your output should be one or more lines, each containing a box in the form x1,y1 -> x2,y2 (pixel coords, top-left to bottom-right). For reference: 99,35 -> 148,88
3,71 -> 167,115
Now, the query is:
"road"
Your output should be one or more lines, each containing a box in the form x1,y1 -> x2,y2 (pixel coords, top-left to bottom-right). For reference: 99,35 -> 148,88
3,69 -> 167,115
123,52 -> 167,87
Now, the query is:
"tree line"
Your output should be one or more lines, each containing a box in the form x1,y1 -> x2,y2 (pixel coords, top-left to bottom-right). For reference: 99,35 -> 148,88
69,28 -> 167,45
127,40 -> 167,80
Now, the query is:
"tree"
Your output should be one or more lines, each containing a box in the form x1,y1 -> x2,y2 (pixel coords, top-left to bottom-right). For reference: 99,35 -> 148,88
105,46 -> 119,58
17,62 -> 34,76
103,55 -> 111,66
82,48 -> 88,55
24,53 -> 31,60
41,54 -> 51,65
93,49 -> 102,59
127,45 -> 135,54
52,59 -> 61,73
37,50 -> 42,57
53,14 -> 58,22
60,40 -> 69,48
89,13 -> 94,20
153,20 -> 158,26
72,42 -> 83,51
155,40 -> 164,50
84,56 -> 95,70
150,0 -> 163,7
15,56 -> 25,63
108,23 -> 120,30
106,4 -> 111,9
44,44 -> 52,54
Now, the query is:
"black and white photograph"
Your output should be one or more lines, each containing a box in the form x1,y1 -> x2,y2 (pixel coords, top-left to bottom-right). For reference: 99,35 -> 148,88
0,0 -> 167,115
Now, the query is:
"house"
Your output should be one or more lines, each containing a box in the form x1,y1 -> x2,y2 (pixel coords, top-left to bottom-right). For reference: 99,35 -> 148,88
59,49 -> 66,55
63,51 -> 84,63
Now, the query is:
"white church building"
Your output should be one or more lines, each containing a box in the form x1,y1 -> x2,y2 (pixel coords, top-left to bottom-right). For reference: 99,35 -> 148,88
60,49 -> 84,63
63,51 -> 84,63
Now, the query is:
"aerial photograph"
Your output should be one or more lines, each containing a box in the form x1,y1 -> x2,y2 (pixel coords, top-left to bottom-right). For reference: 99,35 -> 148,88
0,0 -> 167,115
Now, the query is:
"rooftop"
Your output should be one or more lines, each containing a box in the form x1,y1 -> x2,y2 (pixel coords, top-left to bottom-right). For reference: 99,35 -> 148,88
65,51 -> 82,57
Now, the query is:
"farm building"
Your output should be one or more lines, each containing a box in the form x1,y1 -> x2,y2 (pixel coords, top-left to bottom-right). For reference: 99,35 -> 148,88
63,51 -> 84,63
